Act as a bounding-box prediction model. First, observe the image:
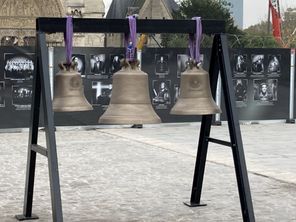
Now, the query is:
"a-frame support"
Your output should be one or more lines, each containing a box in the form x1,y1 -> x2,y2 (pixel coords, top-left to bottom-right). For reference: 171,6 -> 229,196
184,34 -> 255,222
15,18 -> 254,222
15,32 -> 63,221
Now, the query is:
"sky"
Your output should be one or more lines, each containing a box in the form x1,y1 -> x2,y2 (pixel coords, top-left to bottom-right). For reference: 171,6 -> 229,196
244,0 -> 296,28
103,0 -> 296,29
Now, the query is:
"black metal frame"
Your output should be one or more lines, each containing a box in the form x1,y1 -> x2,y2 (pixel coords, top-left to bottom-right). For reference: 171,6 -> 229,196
15,18 -> 255,222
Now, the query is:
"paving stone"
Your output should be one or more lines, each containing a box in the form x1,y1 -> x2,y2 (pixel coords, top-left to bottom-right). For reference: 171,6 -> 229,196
0,123 -> 295,221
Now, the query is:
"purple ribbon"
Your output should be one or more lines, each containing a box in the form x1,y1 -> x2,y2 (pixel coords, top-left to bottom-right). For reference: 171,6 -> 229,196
125,16 -> 137,61
189,17 -> 202,63
64,16 -> 73,65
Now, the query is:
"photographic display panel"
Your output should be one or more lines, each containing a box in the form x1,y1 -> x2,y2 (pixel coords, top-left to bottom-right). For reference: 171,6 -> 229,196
0,47 -> 35,128
0,46 -> 292,128
230,48 -> 290,120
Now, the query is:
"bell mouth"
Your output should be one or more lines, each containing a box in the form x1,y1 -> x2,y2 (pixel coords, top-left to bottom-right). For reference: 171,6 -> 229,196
170,97 -> 221,115
99,104 -> 161,125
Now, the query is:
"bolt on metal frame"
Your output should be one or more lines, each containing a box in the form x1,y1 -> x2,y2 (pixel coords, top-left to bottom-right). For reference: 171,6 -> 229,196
15,17 -> 255,222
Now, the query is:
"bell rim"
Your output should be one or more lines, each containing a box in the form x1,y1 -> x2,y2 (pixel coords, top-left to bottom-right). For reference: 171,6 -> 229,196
99,116 -> 161,125
170,98 -> 221,115
53,105 -> 93,112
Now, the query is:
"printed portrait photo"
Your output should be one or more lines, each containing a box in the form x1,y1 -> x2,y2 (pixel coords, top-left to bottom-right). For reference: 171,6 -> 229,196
253,79 -> 278,102
251,54 -> 264,74
233,54 -> 247,73
177,54 -> 189,78
109,54 -> 124,75
267,55 -> 281,73
90,54 -> 106,74
152,80 -> 171,105
155,54 -> 169,76
173,84 -> 180,103
233,79 -> 248,102
71,54 -> 86,76
91,81 -> 112,106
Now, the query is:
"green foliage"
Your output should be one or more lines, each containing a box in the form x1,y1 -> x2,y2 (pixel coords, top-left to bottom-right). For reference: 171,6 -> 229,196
177,0 -> 242,34
282,8 -> 296,48
239,35 -> 279,48
161,0 -> 242,48
242,8 -> 296,48
241,22 -> 280,48
161,1 -> 296,48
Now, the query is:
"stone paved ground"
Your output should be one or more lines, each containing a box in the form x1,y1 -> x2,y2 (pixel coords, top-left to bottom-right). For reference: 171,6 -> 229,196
0,122 -> 295,222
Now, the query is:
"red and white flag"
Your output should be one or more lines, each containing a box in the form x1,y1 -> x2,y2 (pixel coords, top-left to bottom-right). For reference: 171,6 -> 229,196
269,0 -> 282,44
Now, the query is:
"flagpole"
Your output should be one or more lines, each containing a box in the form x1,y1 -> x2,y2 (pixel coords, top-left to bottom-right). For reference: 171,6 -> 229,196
276,0 -> 283,40
267,0 -> 271,35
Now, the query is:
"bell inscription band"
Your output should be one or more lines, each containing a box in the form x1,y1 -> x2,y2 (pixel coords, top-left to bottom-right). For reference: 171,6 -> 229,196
53,63 -> 93,112
170,61 -> 221,115
99,60 -> 161,124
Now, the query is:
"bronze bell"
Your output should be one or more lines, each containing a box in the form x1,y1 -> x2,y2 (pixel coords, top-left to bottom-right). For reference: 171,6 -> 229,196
170,61 -> 221,115
53,63 -> 93,112
99,60 -> 161,124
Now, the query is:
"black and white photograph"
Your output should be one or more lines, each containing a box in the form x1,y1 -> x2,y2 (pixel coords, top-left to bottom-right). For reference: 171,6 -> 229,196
251,54 -> 264,74
253,79 -> 278,102
0,82 -> 5,107
91,81 -> 112,106
177,54 -> 189,78
173,84 -> 180,103
152,80 -> 171,106
90,54 -> 106,75
233,54 -> 247,73
109,54 -> 124,75
233,79 -> 247,102
155,54 -> 169,76
71,54 -> 86,76
267,55 -> 281,73
4,53 -> 34,80
12,85 -> 32,109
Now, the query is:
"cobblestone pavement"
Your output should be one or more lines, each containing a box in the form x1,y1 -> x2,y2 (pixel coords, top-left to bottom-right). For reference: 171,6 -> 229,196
0,123 -> 295,222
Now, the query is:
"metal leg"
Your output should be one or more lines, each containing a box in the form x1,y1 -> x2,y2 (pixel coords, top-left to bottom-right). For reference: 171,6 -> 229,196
16,32 -> 63,221
15,32 -> 42,221
185,35 -> 220,207
218,34 -> 255,222
38,33 -> 63,222
185,34 -> 255,222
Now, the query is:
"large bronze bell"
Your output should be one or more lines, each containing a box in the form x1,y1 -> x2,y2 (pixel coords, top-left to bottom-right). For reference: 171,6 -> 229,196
53,63 -> 93,112
99,60 -> 161,124
170,61 -> 221,115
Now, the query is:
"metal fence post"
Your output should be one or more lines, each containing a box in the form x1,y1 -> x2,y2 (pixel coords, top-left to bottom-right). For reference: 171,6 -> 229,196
48,46 -> 54,98
286,48 -> 295,123
214,72 -> 222,125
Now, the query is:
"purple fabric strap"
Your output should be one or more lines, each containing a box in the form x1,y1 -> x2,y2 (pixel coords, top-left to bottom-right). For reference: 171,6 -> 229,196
125,16 -> 137,61
189,17 -> 202,63
64,16 -> 73,64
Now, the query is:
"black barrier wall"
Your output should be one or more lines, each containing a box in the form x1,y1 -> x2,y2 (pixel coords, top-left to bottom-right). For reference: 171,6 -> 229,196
0,46 -> 292,128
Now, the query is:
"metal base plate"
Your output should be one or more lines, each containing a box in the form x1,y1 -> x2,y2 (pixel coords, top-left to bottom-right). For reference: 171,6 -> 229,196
15,214 -> 39,221
286,119 -> 295,124
212,121 -> 222,126
183,201 -> 207,207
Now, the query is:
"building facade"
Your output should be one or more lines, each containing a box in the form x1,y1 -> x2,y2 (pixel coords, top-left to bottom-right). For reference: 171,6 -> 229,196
0,0 -> 105,46
105,0 -> 179,47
